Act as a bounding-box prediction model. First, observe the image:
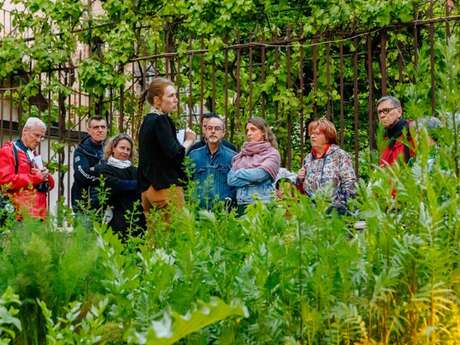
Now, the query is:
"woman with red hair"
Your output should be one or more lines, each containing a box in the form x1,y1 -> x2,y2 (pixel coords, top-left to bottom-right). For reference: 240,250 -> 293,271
296,117 -> 356,214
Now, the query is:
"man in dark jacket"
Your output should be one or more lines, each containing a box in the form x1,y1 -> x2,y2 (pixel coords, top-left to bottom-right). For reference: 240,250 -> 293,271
188,113 -> 237,153
377,96 -> 415,167
71,116 -> 107,212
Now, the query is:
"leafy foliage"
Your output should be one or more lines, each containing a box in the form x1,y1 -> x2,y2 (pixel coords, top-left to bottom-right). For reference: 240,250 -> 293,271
140,298 -> 247,345
0,287 -> 21,345
0,0 -> 457,171
0,1 -> 459,344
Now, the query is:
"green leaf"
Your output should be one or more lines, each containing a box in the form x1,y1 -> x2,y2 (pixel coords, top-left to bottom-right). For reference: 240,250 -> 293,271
143,298 -> 248,345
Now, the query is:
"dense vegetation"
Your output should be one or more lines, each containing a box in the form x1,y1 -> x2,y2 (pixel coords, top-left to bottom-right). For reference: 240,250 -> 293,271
0,0 -> 459,343
0,121 -> 459,344
1,0 -> 458,170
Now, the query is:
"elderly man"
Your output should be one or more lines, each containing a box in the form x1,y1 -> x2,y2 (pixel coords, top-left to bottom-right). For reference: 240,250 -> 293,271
188,115 -> 236,209
71,116 -> 107,211
188,113 -> 237,153
0,117 -> 55,219
377,96 -> 415,167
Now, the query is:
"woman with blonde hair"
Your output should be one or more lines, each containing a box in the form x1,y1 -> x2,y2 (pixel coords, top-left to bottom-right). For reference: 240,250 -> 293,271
95,133 -> 145,238
228,117 -> 281,215
296,117 -> 356,214
138,77 -> 196,218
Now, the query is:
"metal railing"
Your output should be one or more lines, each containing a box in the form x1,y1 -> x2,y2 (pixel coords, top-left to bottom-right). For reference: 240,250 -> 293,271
0,3 -> 458,207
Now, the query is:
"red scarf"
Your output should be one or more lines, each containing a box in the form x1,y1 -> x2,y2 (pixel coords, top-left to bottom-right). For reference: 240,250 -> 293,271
312,144 -> 331,159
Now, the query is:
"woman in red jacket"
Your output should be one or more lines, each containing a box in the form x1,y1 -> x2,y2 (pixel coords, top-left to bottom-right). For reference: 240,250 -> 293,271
0,117 -> 54,219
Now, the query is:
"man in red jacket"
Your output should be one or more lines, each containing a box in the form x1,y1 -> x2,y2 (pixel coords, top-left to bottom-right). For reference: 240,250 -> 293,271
0,117 -> 55,219
377,96 -> 415,167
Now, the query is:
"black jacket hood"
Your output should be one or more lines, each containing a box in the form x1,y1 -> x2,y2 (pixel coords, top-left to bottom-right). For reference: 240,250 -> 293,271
77,135 -> 104,159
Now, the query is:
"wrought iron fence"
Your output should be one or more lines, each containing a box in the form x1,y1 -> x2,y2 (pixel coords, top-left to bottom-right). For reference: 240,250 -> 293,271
0,3 -> 459,208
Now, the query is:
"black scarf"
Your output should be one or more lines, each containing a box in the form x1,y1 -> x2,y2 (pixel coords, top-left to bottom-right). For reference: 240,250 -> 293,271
385,118 -> 412,163
385,118 -> 410,148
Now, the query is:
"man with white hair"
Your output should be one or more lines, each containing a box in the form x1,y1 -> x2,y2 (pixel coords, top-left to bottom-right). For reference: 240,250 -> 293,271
0,117 -> 55,219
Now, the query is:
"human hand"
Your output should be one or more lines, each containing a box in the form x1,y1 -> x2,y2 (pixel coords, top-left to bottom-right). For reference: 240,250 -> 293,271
32,168 -> 49,180
184,128 -> 196,142
297,167 -> 306,180
275,189 -> 284,199
40,168 -> 49,180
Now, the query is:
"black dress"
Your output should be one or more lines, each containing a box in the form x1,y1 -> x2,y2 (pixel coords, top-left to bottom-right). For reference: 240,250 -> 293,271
95,161 -> 145,238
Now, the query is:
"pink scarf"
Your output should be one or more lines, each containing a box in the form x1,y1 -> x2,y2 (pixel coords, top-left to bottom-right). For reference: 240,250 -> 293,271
232,141 -> 281,180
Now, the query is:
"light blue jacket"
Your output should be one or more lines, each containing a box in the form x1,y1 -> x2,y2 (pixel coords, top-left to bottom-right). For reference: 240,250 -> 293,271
227,168 -> 274,205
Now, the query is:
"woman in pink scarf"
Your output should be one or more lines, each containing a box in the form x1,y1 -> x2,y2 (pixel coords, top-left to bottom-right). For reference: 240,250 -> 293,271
228,117 -> 281,215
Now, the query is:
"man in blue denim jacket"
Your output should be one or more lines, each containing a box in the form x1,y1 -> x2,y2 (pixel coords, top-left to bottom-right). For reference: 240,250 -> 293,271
188,116 -> 237,209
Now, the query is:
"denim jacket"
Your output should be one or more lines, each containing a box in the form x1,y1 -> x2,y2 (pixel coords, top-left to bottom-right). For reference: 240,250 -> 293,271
227,168 -> 274,205
188,143 -> 236,208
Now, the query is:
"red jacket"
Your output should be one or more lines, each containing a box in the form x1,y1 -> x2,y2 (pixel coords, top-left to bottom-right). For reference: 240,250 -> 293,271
0,141 -> 55,219
379,119 -> 415,167
379,137 -> 415,167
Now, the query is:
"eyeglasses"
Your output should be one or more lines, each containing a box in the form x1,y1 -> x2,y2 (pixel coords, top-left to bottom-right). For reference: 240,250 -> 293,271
31,132 -> 46,140
206,126 -> 223,132
377,106 -> 399,115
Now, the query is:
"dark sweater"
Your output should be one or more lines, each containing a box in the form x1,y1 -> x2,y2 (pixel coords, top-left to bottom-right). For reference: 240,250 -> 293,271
95,161 -> 145,237
138,112 -> 187,191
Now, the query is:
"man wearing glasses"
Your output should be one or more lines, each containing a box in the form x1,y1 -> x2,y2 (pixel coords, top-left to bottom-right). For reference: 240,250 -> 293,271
376,96 -> 414,167
71,116 -> 107,212
0,117 -> 55,219
188,113 -> 237,153
188,115 -> 236,209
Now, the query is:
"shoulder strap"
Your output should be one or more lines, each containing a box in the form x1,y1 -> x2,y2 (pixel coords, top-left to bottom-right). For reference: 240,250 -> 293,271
12,144 -> 19,175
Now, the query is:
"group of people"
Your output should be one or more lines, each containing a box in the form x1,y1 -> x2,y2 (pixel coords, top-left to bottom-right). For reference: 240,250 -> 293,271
0,77 -> 421,237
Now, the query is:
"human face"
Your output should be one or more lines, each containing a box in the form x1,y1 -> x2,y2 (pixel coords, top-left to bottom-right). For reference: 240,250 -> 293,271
112,139 -> 132,161
205,118 -> 225,146
22,126 -> 46,150
377,100 -> 402,128
154,85 -> 178,113
88,119 -> 108,143
246,123 -> 265,142
309,127 -> 328,151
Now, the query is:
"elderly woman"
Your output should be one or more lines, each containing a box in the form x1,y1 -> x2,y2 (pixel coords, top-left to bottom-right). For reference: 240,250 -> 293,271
297,117 -> 356,214
228,117 -> 281,215
95,134 -> 145,238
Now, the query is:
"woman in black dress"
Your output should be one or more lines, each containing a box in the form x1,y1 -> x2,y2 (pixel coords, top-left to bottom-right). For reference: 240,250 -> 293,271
96,134 -> 145,239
